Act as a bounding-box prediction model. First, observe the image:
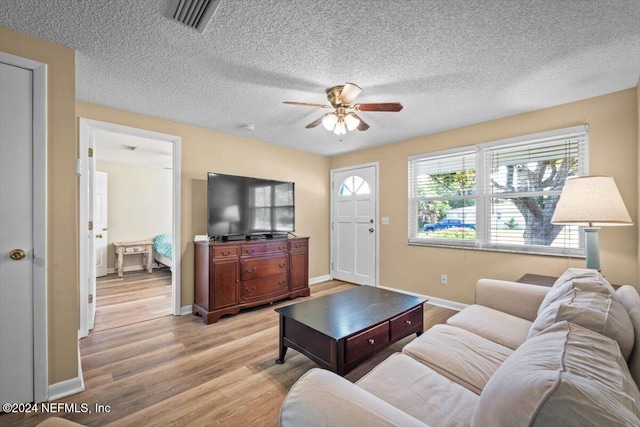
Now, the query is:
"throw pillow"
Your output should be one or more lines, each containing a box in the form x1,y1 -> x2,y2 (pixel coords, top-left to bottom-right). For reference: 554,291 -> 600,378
528,288 -> 634,359
472,321 -> 640,427
537,267 -> 617,316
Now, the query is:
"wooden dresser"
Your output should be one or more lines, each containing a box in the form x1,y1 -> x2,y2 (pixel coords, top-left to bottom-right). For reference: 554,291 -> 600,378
193,237 -> 310,324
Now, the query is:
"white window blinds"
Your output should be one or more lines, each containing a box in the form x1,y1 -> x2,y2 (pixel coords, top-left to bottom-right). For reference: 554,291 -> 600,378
408,125 -> 589,255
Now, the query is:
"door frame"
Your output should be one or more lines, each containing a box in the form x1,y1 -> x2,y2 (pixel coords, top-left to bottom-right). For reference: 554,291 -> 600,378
78,118 -> 182,338
330,162 -> 379,286
0,52 -> 48,403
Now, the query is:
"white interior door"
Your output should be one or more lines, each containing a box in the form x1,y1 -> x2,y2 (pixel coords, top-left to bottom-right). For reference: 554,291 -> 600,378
331,164 -> 377,286
0,62 -> 34,405
95,171 -> 108,278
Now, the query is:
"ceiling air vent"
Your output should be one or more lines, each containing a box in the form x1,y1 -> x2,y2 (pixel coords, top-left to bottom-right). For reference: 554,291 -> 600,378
166,0 -> 222,33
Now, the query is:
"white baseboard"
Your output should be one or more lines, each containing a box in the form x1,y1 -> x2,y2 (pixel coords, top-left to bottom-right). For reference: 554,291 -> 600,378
180,305 -> 193,315
309,274 -> 331,285
48,344 -> 85,401
378,284 -> 467,312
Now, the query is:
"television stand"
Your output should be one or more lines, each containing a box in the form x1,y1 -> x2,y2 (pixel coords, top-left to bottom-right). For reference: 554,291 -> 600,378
193,237 -> 310,324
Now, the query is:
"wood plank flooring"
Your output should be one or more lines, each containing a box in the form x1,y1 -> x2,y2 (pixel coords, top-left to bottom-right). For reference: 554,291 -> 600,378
93,270 -> 172,332
1,280 -> 456,427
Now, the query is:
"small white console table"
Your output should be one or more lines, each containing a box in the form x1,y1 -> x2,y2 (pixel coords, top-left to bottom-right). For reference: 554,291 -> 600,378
113,240 -> 153,278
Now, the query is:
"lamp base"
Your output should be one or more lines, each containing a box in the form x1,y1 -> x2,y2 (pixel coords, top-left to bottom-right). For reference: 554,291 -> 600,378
584,227 -> 601,271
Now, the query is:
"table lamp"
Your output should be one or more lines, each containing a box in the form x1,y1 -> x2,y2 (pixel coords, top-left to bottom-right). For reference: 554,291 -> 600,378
551,175 -> 632,271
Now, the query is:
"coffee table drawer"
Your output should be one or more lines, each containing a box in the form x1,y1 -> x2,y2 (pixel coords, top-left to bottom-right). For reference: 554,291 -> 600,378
345,322 -> 389,365
390,306 -> 423,341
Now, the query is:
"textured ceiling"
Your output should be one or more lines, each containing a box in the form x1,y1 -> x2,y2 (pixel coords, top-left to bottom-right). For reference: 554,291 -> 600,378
1,0 -> 639,156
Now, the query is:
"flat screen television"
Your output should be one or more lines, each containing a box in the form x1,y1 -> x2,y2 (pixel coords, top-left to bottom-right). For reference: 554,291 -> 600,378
207,172 -> 295,239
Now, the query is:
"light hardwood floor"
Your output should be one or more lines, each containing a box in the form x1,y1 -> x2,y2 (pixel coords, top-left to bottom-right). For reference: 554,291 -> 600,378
2,279 -> 456,427
93,269 -> 173,332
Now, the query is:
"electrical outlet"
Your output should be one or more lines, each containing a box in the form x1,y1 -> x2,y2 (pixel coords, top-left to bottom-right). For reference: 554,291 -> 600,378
440,274 -> 448,285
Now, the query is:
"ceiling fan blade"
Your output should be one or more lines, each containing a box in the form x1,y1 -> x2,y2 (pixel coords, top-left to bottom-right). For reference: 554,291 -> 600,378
339,82 -> 362,104
352,114 -> 370,131
305,115 -> 325,129
283,101 -> 333,109
355,102 -> 404,112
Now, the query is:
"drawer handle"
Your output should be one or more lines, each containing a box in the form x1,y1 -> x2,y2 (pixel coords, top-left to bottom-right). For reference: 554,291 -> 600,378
279,280 -> 286,286
405,320 -> 412,326
245,249 -> 254,254
245,286 -> 256,294
246,267 -> 256,274
279,246 -> 286,250
221,250 -> 231,256
278,263 -> 286,268
368,338 -> 375,345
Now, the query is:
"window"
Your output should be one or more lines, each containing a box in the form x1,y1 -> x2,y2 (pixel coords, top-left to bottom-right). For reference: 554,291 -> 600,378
339,175 -> 371,196
408,125 -> 588,255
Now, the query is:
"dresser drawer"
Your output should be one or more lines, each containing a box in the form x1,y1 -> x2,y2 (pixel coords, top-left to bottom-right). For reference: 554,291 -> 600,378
240,274 -> 288,302
241,256 -> 288,280
211,246 -> 239,258
345,322 -> 389,365
241,242 -> 288,256
124,245 -> 149,254
289,239 -> 308,252
390,306 -> 423,341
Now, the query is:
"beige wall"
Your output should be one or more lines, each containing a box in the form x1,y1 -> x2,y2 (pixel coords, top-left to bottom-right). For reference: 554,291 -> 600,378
0,27 -> 78,384
77,101 -> 332,307
96,161 -> 173,270
331,89 -> 639,304
637,77 -> 640,285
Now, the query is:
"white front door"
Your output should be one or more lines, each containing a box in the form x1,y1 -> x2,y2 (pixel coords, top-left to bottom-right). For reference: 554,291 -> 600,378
95,171 -> 108,278
0,62 -> 34,405
331,164 -> 378,286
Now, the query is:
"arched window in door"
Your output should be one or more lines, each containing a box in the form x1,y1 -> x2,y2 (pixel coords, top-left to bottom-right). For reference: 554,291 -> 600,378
338,175 -> 371,196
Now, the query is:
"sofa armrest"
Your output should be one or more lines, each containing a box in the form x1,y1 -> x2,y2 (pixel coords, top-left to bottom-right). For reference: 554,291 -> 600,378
475,279 -> 550,321
280,368 -> 427,427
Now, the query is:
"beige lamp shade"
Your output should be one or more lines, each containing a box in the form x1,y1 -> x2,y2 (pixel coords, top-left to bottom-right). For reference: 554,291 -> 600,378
551,175 -> 632,226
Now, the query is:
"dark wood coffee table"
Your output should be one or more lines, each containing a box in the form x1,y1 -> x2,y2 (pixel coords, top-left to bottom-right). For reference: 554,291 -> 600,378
275,286 -> 427,375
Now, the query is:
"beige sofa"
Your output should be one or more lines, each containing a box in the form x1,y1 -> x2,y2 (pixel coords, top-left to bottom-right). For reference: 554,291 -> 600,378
280,269 -> 640,426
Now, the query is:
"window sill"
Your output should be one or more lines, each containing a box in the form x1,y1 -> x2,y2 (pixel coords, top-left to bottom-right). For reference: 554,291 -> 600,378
407,240 -> 585,259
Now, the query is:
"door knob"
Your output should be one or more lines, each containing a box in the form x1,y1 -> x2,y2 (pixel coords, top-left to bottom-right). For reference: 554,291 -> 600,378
9,249 -> 26,261
96,234 -> 103,239
369,228 -> 374,233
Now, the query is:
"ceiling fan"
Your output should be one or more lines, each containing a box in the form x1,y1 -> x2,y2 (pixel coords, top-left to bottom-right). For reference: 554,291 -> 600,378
283,83 -> 403,135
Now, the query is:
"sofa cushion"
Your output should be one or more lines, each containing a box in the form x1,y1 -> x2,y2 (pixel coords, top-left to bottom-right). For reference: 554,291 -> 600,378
280,368 -> 427,427
446,304 -> 532,349
528,288 -> 634,359
403,324 -> 513,395
537,267 -> 617,316
472,321 -> 640,427
617,285 -> 640,385
357,353 -> 479,427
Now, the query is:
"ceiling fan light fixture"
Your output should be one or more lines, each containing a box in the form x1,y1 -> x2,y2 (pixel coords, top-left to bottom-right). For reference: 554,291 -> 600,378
344,113 -> 360,131
322,113 -> 338,131
333,119 -> 347,136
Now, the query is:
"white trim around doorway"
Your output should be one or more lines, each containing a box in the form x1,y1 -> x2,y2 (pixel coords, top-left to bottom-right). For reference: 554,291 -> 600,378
78,119 -> 182,339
